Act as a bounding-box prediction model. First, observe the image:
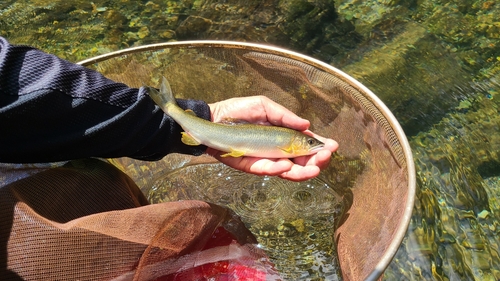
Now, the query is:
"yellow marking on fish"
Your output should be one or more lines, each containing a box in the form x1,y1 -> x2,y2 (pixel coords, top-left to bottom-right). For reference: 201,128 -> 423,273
279,144 -> 293,154
280,142 -> 306,155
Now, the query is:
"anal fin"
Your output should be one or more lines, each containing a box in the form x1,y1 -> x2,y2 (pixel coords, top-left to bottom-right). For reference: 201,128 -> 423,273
220,148 -> 246,157
219,117 -> 250,125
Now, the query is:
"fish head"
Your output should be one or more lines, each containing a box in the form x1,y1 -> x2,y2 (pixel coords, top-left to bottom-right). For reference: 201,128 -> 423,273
291,133 -> 325,156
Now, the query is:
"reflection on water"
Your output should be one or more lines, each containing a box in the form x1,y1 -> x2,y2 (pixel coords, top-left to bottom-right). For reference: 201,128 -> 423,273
2,0 -> 500,280
149,163 -> 345,280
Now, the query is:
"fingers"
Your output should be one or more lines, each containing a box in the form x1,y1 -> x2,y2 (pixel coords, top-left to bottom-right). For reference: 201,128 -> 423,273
209,152 -> 331,181
209,96 -> 310,131
207,136 -> 338,181
280,147 -> 335,181
258,96 -> 310,131
222,155 -> 321,181
207,148 -> 294,176
244,158 -> 294,176
209,97 -> 264,123
279,165 -> 321,182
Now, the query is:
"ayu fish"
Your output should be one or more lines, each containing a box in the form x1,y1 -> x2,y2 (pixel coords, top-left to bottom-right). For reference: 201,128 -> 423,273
147,77 -> 324,158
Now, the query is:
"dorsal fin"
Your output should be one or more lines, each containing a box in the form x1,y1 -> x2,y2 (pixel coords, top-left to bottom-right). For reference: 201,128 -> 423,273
218,117 -> 251,125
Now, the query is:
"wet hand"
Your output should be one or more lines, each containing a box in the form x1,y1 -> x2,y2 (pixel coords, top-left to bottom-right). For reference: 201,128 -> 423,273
207,96 -> 338,181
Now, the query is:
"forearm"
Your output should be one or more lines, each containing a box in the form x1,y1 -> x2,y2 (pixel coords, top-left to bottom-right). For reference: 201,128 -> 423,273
0,37 -> 210,163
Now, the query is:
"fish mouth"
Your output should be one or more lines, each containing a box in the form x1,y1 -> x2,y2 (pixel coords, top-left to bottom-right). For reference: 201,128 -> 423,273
308,144 -> 325,154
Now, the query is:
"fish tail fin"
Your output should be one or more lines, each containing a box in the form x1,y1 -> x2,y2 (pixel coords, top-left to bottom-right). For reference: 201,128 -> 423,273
160,76 -> 176,105
148,76 -> 177,109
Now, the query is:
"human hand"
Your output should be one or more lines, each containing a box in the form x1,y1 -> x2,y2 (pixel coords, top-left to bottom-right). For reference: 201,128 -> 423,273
207,96 -> 338,181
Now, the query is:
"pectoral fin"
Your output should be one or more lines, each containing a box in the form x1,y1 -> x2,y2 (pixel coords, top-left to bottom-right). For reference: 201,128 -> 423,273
220,148 -> 246,157
181,132 -> 201,146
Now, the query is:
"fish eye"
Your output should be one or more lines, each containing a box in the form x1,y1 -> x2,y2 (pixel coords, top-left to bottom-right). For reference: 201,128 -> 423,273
307,138 -> 316,145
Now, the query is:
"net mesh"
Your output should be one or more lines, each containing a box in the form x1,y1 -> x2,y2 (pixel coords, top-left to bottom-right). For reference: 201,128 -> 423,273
0,159 -> 279,280
1,42 -> 413,281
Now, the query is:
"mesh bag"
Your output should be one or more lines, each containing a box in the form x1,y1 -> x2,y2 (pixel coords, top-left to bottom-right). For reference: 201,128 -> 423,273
0,159 -> 280,280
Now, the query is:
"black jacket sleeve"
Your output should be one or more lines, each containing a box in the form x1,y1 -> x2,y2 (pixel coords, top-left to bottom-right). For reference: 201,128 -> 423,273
0,37 -> 210,163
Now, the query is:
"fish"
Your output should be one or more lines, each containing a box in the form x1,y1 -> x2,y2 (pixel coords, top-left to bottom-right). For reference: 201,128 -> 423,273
147,76 -> 324,158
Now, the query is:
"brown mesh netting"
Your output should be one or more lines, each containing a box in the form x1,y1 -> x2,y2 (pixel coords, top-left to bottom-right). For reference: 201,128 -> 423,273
0,159 -> 279,280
